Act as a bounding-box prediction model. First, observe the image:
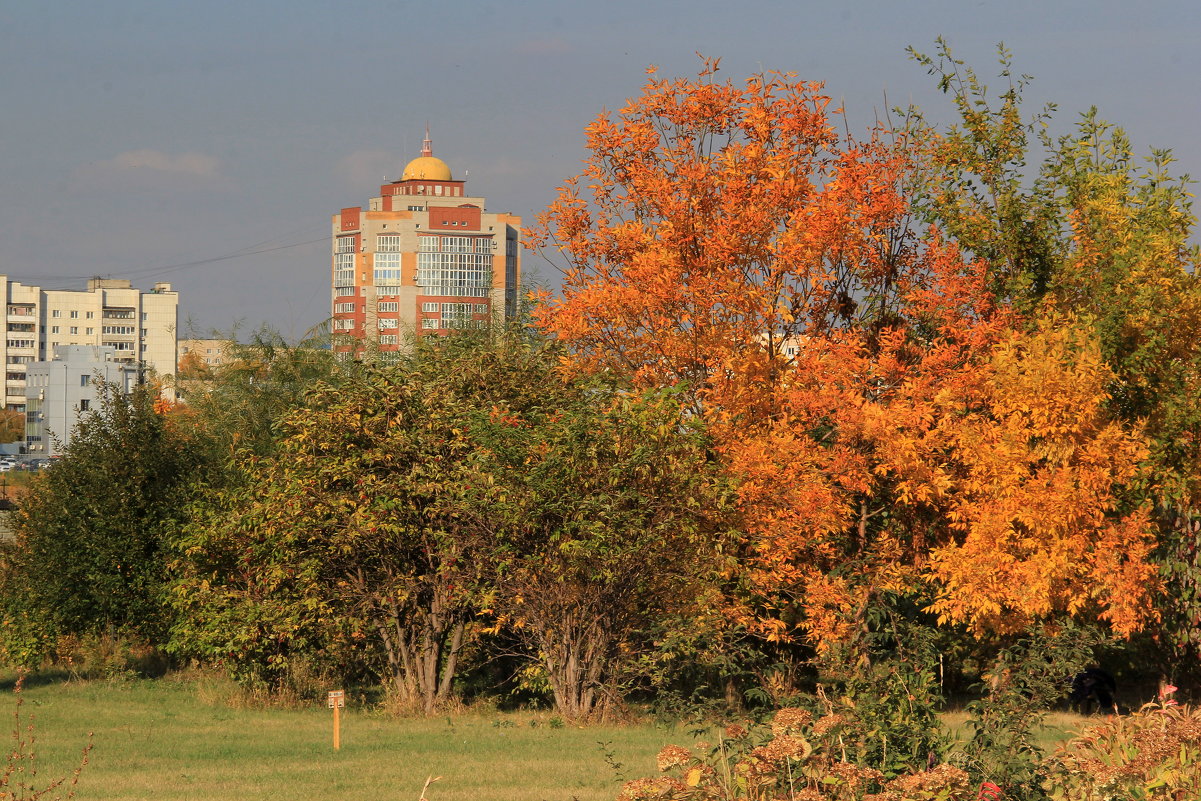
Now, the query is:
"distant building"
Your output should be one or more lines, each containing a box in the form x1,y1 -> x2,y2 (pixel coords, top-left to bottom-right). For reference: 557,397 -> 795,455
24,345 -> 141,457
330,131 -> 521,353
0,276 -> 178,411
178,338 -> 231,372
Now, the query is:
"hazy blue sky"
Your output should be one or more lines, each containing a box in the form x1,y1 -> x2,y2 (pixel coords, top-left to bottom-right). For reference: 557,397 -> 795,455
1,1 -> 1196,337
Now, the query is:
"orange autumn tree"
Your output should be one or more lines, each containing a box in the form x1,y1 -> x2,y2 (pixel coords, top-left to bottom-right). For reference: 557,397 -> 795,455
529,58 -> 1156,646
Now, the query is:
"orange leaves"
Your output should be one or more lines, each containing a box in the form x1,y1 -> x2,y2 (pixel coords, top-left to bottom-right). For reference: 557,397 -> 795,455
532,58 -> 1158,647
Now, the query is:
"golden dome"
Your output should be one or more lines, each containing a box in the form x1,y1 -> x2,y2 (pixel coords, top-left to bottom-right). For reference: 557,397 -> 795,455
401,128 -> 452,181
401,155 -> 452,181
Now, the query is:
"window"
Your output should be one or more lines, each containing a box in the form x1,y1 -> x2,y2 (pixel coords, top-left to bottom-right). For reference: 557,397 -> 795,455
422,302 -> 438,313
379,302 -> 398,313
377,235 -> 400,252
141,313 -> 148,321
86,327 -> 94,335
79,399 -> 90,412
69,310 -> 79,319
379,335 -> 399,345
377,318 -> 398,330
51,310 -> 60,318
416,236 -> 494,298
421,319 -> 439,329
335,286 -> 355,297
373,251 -> 402,291
335,236 -> 356,286
80,375 -> 90,387
86,311 -> 94,319
5,340 -> 34,349
101,326 -> 136,335
69,327 -> 78,334
334,302 -> 356,314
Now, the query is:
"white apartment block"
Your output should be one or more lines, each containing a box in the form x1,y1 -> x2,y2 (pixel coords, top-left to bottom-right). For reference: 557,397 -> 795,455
1,276 -> 178,411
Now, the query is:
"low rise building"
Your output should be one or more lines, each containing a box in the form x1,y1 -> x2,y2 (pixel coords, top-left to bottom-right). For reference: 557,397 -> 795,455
24,345 -> 141,457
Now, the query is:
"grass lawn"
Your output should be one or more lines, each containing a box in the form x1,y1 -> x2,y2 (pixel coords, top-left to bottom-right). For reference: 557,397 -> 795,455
9,674 -> 682,801
6,673 -> 1097,801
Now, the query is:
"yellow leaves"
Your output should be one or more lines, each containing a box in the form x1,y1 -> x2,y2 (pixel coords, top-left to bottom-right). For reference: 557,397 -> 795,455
925,315 -> 1155,636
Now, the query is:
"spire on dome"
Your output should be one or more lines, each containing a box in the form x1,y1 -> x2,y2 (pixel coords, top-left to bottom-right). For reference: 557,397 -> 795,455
400,125 -> 452,182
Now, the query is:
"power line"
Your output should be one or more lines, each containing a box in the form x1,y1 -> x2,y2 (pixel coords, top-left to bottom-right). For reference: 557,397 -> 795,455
9,230 -> 328,288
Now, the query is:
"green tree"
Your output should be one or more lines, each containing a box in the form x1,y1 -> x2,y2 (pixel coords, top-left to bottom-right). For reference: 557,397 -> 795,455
464,384 -> 730,720
0,383 -> 206,660
169,332 -> 582,710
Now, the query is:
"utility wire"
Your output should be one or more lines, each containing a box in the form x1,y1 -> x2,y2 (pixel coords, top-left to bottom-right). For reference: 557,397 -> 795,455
10,230 -> 328,288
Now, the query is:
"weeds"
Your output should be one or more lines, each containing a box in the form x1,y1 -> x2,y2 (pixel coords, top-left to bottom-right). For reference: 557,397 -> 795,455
1,676 -> 92,800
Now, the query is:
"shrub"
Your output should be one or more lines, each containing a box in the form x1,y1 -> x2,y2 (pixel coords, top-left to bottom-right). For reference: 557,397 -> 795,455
1042,688 -> 1201,801
617,707 -> 988,801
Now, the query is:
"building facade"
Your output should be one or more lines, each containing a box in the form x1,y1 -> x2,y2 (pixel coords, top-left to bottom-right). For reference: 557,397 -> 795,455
330,133 -> 521,353
24,345 -> 141,457
0,277 -> 178,411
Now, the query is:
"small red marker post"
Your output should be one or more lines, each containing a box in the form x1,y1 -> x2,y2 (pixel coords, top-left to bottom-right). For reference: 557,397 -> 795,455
327,690 -> 345,750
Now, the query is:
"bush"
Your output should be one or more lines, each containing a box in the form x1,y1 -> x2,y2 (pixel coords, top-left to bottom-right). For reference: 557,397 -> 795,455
617,707 -> 990,801
1042,688 -> 1201,801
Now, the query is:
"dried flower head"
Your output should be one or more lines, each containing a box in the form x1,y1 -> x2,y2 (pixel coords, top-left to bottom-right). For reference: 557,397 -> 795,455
656,744 -> 693,773
770,707 -> 813,735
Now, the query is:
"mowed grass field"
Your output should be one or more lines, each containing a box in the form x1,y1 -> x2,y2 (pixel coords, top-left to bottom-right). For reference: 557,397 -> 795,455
7,675 -> 683,801
5,673 -> 1095,801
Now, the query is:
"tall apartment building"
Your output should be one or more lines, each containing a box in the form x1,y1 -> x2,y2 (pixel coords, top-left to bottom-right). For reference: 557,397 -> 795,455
331,133 -> 521,353
0,276 -> 178,411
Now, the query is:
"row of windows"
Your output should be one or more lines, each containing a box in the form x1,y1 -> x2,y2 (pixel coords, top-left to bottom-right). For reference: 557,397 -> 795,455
379,302 -> 398,312
418,235 -> 493,254
46,310 -> 150,321
421,303 -> 488,314
377,235 -> 401,252
102,325 -> 136,335
421,318 -> 488,330
335,285 -> 356,297
336,236 -> 356,253
379,335 -> 399,344
6,340 -> 34,349
334,302 -> 356,314
375,286 -> 401,296
378,318 -> 397,330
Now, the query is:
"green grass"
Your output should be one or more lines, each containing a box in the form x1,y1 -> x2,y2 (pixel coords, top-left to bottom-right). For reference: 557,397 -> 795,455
6,674 -> 1100,801
8,675 -> 683,801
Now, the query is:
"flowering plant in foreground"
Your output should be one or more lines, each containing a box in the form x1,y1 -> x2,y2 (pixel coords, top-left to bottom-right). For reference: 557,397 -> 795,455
617,707 -> 990,801
1041,687 -> 1201,801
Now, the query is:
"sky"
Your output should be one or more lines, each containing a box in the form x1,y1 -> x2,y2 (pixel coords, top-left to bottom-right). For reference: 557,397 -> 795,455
0,1 -> 1197,339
